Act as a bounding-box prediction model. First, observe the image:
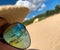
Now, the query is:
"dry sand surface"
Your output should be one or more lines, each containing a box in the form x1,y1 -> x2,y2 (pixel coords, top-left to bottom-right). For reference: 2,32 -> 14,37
26,14 -> 60,50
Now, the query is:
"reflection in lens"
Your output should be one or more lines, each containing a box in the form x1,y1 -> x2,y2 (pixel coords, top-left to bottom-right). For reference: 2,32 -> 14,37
3,23 -> 31,49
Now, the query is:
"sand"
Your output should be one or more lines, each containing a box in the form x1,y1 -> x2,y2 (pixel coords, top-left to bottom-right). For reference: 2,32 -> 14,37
26,14 -> 60,50
0,5 -> 29,23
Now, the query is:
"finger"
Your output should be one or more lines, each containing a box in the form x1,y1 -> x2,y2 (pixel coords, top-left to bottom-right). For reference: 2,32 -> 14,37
0,17 -> 8,34
0,5 -> 29,23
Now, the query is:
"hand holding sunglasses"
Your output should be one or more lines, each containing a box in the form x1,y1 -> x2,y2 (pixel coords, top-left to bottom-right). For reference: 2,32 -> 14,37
0,22 -> 31,50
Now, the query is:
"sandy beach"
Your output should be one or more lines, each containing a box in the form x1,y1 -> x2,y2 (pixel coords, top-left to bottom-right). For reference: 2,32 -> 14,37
26,14 -> 60,50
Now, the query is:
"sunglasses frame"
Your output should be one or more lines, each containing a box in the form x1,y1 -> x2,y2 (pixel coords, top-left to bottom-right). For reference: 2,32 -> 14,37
0,22 -> 31,50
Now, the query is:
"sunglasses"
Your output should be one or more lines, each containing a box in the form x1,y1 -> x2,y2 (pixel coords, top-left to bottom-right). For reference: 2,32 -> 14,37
0,23 -> 31,49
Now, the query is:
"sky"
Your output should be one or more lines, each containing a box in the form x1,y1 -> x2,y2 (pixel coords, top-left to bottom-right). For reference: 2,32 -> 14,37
0,0 -> 60,20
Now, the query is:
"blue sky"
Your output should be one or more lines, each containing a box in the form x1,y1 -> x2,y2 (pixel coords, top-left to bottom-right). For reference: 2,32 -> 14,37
0,0 -> 60,20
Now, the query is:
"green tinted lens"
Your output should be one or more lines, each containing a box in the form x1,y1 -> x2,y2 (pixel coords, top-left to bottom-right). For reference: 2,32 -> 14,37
3,23 -> 31,49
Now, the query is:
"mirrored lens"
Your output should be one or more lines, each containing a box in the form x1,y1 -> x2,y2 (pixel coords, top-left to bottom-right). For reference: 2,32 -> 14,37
3,23 -> 31,49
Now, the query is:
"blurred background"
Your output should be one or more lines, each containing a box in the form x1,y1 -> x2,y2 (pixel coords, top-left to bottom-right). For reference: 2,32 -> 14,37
0,0 -> 60,26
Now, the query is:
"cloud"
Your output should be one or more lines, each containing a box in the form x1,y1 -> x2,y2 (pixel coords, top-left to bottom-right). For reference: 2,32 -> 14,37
38,3 -> 46,11
38,8 -> 43,11
24,18 -> 30,21
41,3 -> 46,8
32,15 -> 36,18
33,0 -> 45,3
15,0 -> 46,12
